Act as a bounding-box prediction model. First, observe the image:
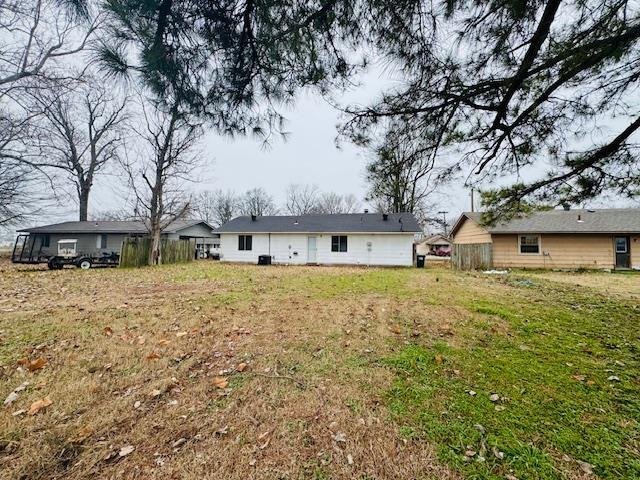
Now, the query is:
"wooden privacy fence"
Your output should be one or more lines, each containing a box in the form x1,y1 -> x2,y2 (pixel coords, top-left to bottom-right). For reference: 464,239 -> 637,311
119,238 -> 195,268
451,243 -> 493,270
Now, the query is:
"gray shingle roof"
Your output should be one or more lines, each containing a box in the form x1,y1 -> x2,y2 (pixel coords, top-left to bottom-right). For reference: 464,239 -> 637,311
19,219 -> 215,234
460,209 -> 640,234
215,213 -> 421,234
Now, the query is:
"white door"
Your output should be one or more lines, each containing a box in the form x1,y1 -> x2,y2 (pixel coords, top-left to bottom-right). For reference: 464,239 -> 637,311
307,236 -> 317,263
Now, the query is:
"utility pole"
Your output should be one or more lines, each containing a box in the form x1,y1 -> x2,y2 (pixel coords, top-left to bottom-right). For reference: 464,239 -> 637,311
438,210 -> 448,236
470,188 -> 475,212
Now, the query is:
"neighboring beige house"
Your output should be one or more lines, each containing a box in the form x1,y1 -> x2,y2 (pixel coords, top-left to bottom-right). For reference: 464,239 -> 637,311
416,234 -> 451,256
450,209 -> 640,270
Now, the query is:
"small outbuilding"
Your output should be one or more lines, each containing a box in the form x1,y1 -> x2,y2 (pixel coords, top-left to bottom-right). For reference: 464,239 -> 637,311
450,208 -> 640,270
215,213 -> 421,266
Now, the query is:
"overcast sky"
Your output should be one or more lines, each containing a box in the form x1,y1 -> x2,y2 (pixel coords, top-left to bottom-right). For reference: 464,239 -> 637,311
28,66 -> 473,236
8,62 -> 637,245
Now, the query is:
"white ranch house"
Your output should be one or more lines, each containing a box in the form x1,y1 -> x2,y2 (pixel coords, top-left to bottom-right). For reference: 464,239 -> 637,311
215,213 -> 421,266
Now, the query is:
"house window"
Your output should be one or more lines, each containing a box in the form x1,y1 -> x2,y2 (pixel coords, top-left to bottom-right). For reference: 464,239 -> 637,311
42,235 -> 50,247
615,237 -> 627,253
238,235 -> 252,251
519,235 -> 540,254
331,235 -> 348,252
97,234 -> 107,249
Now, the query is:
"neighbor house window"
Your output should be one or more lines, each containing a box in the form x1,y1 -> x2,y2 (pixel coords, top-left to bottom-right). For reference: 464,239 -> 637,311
42,235 -> 50,247
519,235 -> 540,254
238,235 -> 252,251
331,235 -> 348,252
615,237 -> 627,253
97,234 -> 107,249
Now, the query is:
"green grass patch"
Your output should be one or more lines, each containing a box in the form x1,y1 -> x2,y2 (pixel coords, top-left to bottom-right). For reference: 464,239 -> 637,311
284,268 -> 413,299
383,277 -> 640,479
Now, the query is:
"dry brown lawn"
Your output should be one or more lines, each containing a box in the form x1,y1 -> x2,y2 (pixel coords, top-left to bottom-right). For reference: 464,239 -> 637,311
525,269 -> 640,301
1,261 -> 638,480
0,260 -> 458,480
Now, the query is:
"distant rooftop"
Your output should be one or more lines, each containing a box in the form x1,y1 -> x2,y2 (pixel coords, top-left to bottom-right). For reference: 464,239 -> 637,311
215,213 -> 422,234
457,208 -> 640,234
18,219 -> 215,234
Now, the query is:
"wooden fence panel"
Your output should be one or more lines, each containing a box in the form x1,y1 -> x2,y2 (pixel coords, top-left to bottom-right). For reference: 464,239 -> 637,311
451,243 -> 493,270
119,238 -> 195,268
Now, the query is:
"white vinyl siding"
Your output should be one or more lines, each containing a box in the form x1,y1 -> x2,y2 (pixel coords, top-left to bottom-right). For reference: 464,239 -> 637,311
220,233 -> 414,266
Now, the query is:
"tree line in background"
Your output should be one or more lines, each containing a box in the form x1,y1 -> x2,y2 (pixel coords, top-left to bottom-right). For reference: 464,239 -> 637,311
4,0 -> 637,260
191,186 -> 362,227
95,185 -> 363,228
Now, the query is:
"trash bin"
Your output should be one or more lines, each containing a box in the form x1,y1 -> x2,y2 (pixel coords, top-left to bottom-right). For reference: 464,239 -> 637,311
416,255 -> 426,268
258,255 -> 272,265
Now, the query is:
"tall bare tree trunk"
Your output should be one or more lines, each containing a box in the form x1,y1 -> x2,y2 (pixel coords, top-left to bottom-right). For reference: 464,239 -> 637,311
148,164 -> 164,265
78,184 -> 90,221
149,220 -> 162,265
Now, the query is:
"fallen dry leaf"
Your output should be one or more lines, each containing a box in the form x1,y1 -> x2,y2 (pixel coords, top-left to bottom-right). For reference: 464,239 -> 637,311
4,381 -> 28,407
435,354 -> 443,365
119,445 -> 135,457
137,336 -> 146,345
103,326 -> 113,336
236,362 -> 248,372
332,432 -> 347,443
146,352 -> 161,361
16,357 -> 28,366
158,339 -> 171,346
577,460 -> 594,475
27,357 -> 47,372
172,438 -> 187,448
213,376 -> 228,389
27,396 -> 52,415
492,446 -> 504,460
72,425 -> 94,443
176,331 -> 188,338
